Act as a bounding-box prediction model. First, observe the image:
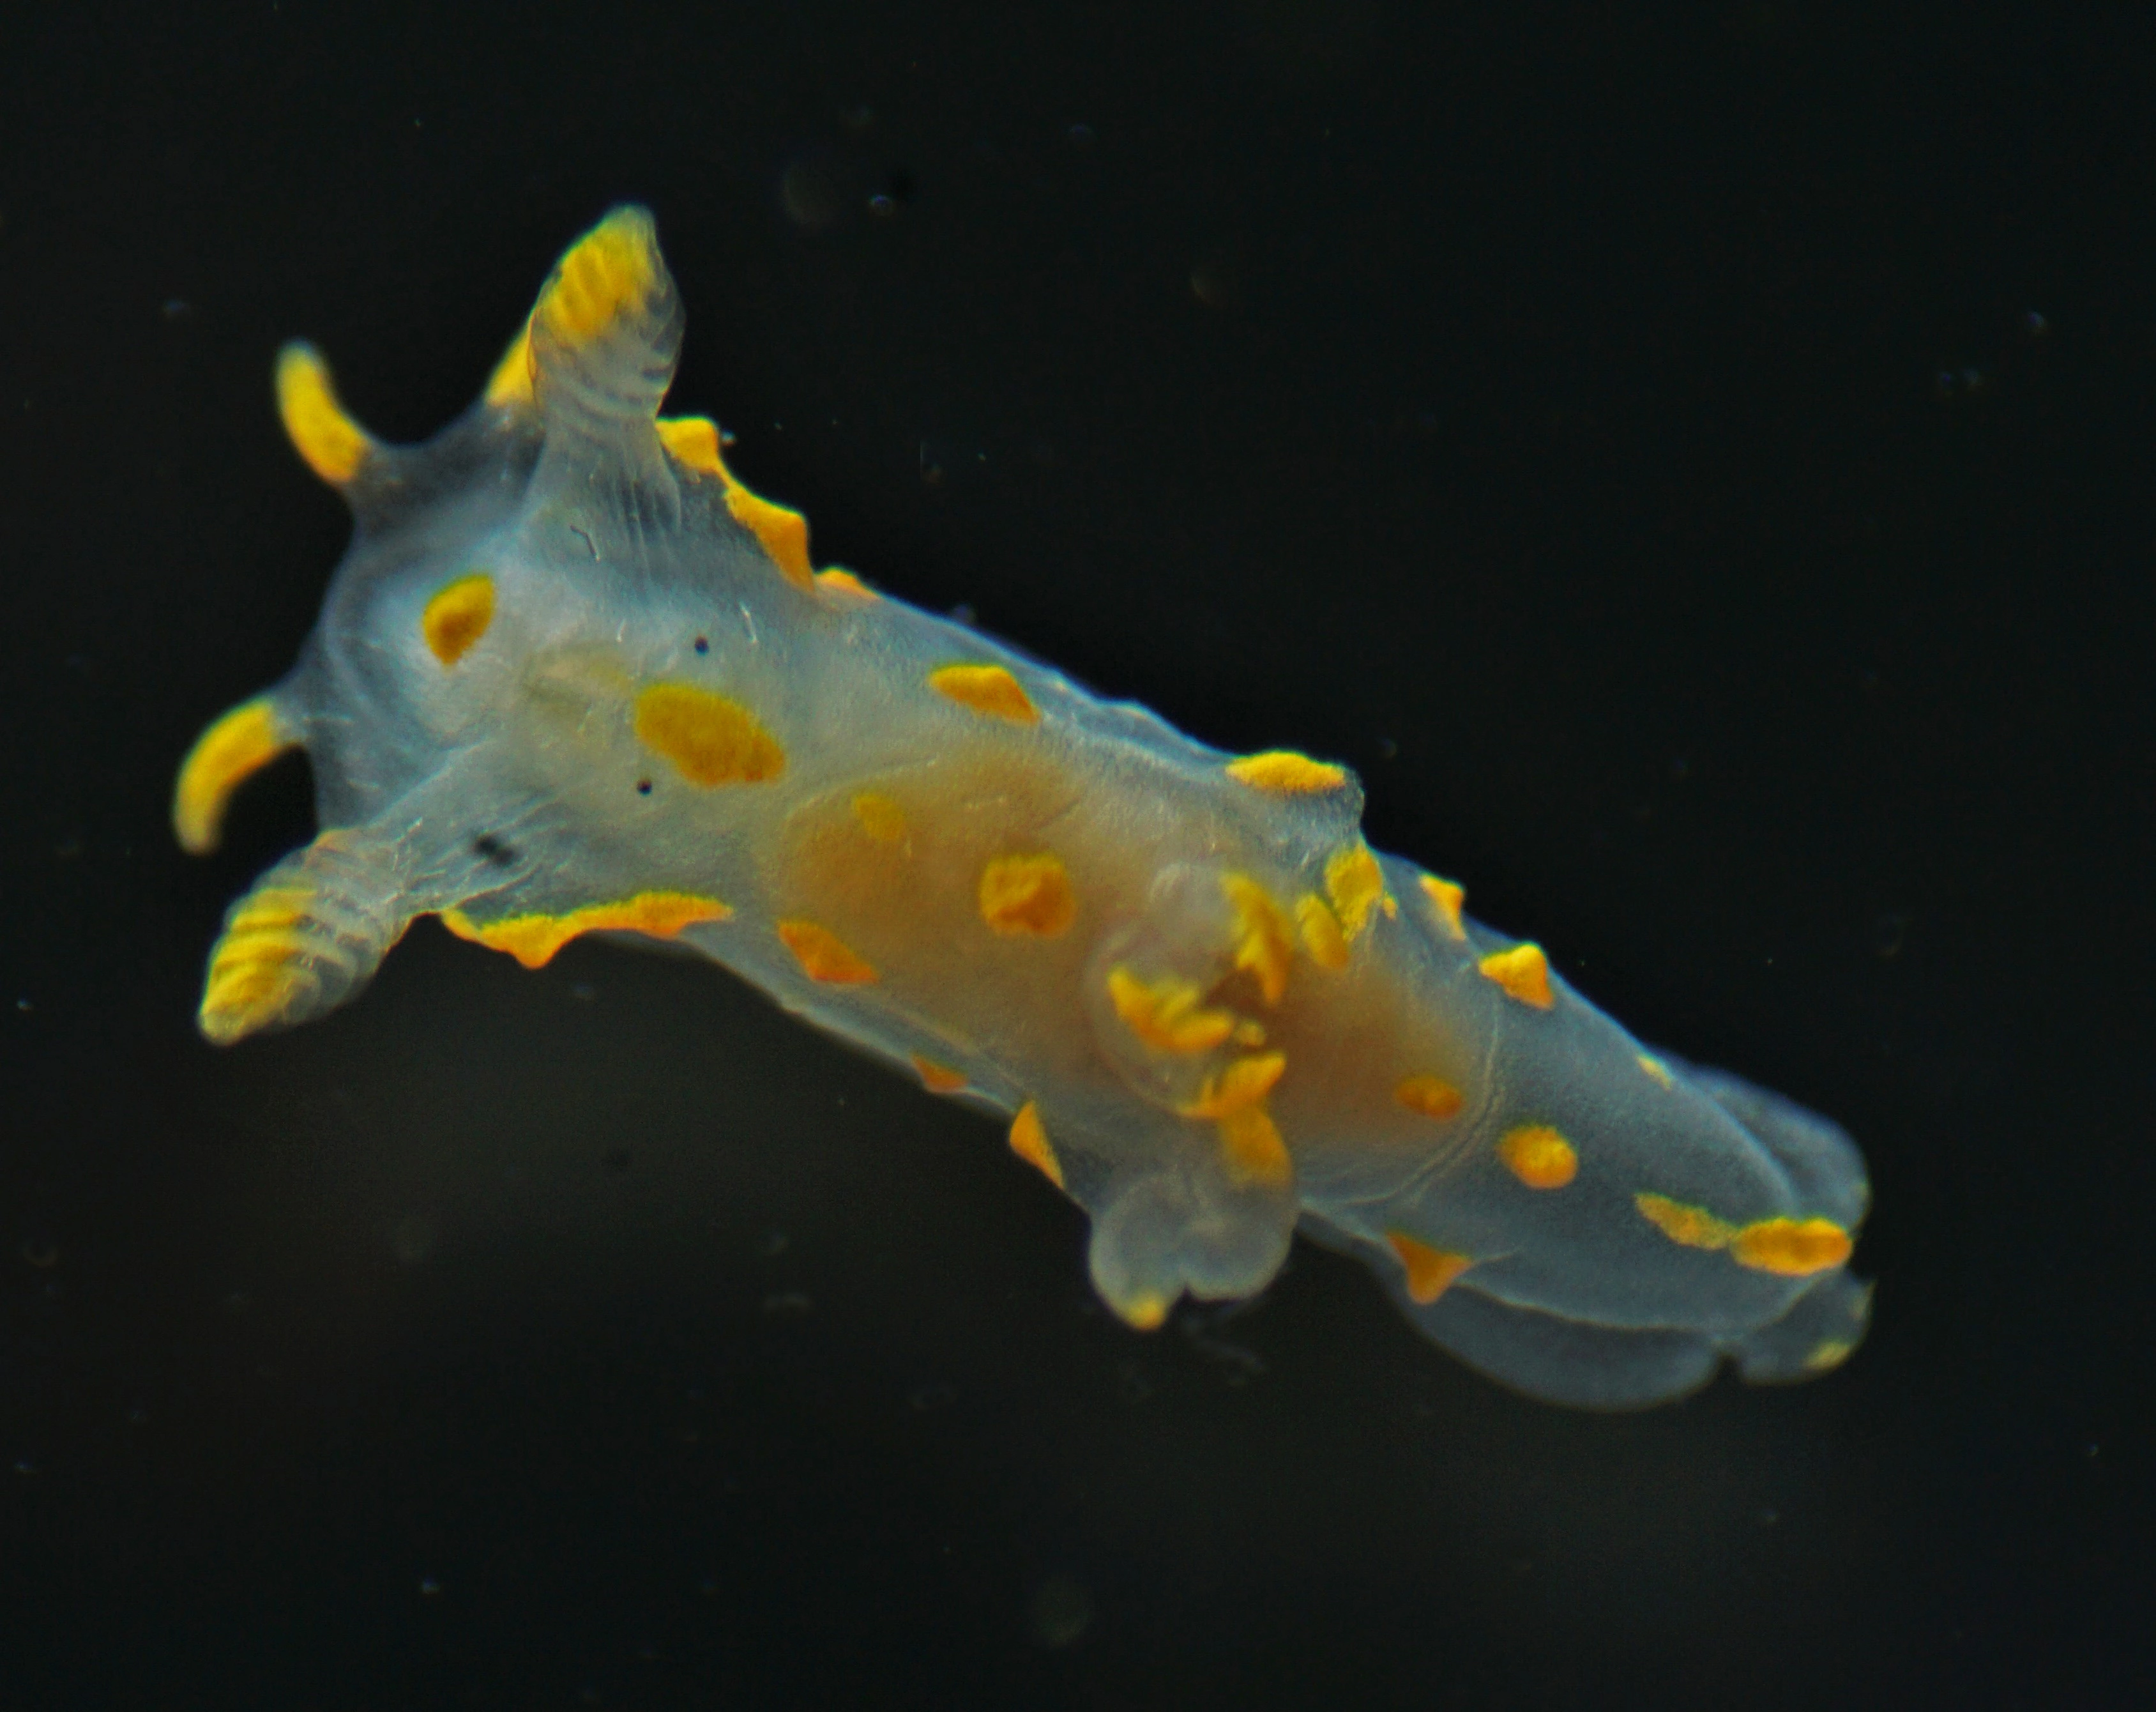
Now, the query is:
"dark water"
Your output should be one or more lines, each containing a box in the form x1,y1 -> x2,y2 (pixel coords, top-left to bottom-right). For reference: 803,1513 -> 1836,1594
3,4 -> 2150,1706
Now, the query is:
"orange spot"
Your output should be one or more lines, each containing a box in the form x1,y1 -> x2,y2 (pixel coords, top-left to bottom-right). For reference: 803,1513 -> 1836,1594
1105,967 -> 1238,1056
928,664 -> 1038,724
1385,1233 -> 1473,1305
483,321 -> 535,406
1221,873 -> 1293,1005
440,890 -> 732,970
634,683 -> 786,786
1418,874 -> 1467,941
814,568 -> 877,599
655,415 -> 816,591
911,1055 -> 968,1094
1395,1076 -> 1464,1120
1478,943 -> 1554,1009
851,791 -> 909,846
421,572 -> 496,666
1179,1052 -> 1288,1120
1217,1105 -> 1293,1188
1634,1192 -> 1738,1250
1498,1124 -> 1577,1189
776,919 -> 878,984
1225,750 -> 1349,794
1731,1218 -> 1854,1278
172,697 -> 294,856
274,342 -> 372,485
1295,893 -> 1349,970
1637,1053 -> 1675,1089
1325,845 -> 1388,940
978,852 -> 1077,938
1008,1100 -> 1066,1190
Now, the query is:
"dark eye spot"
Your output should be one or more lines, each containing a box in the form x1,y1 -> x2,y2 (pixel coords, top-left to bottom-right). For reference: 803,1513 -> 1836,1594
694,636 -> 710,655
471,834 -> 515,866
636,779 -> 653,796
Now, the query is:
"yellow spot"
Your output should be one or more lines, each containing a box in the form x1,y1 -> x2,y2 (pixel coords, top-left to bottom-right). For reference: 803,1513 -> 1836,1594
1634,1193 -> 1739,1251
814,568 -> 877,599
1730,1218 -> 1854,1278
851,791 -> 909,846
1008,1100 -> 1066,1190
1221,874 -> 1293,1005
1478,943 -> 1554,1009
1105,967 -> 1238,1057
928,664 -> 1038,724
275,342 -> 372,485
440,890 -> 731,970
1637,1053 -> 1675,1089
1498,1124 -> 1578,1189
483,321 -> 534,406
1803,1338 -> 1857,1373
1225,750 -> 1349,794
1295,893 -> 1349,970
1178,1052 -> 1288,1120
1385,1233 -> 1473,1305
655,416 -> 815,591
172,698 -> 294,856
1218,1106 -> 1293,1188
1418,873 -> 1467,941
1395,1076 -> 1464,1120
1633,1195 -> 1854,1278
634,683 -> 786,787
1121,1294 -> 1170,1332
1325,845 -> 1388,940
1233,1019 -> 1268,1048
534,205 -> 667,350
776,919 -> 878,984
420,572 -> 496,666
978,852 -> 1077,938
911,1055 -> 968,1094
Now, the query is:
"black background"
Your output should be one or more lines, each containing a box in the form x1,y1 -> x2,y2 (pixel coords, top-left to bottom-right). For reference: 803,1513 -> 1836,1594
3,3 -> 2151,1707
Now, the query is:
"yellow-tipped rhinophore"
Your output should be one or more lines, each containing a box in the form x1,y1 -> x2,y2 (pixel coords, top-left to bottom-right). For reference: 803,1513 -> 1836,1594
275,342 -> 374,485
172,697 -> 294,856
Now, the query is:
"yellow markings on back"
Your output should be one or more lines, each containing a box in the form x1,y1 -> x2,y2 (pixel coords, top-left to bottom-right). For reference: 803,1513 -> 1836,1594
1395,1075 -> 1464,1120
1634,1193 -> 1855,1278
814,568 -> 877,599
1385,1233 -> 1473,1305
1225,750 -> 1349,795
274,343 -> 373,485
1008,1100 -> 1066,1190
1634,1193 -> 1738,1250
1637,1053 -> 1675,1089
1478,943 -> 1555,1009
1220,873 -> 1293,1005
655,416 -> 815,591
777,919 -> 879,985
1106,967 -> 1238,1057
1177,1052 -> 1293,1189
1121,1294 -> 1170,1332
1729,1218 -> 1855,1277
533,204 -> 666,349
851,791 -> 910,846
1803,1338 -> 1857,1374
634,682 -> 786,787
1418,873 -> 1467,942
911,1054 -> 968,1094
1325,844 -> 1389,940
1498,1124 -> 1578,1189
483,321 -> 535,406
172,697 -> 294,856
420,572 -> 496,666
977,852 -> 1077,938
928,664 -> 1039,724
1294,893 -> 1350,970
440,890 -> 732,971
197,883 -> 317,1045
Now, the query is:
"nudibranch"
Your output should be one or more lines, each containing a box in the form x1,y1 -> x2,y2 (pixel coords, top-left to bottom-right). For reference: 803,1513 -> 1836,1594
175,208 -> 1870,1407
